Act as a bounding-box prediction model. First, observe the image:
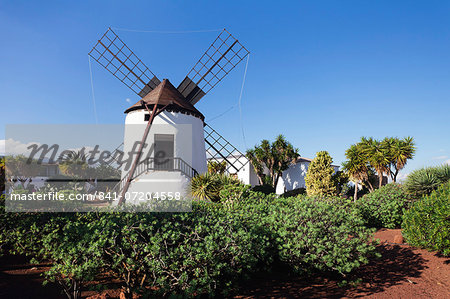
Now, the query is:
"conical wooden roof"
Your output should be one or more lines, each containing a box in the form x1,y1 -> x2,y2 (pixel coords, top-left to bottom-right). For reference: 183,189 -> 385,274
124,79 -> 204,121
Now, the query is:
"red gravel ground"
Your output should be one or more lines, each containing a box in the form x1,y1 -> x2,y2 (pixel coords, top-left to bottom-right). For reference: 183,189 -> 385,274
236,229 -> 450,298
1,229 -> 449,298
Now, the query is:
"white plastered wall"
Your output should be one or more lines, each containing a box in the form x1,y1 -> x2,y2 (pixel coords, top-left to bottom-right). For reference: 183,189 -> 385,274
121,109 -> 207,203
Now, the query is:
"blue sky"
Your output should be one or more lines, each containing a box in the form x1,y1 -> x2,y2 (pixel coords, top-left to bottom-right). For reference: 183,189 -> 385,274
1,0 -> 449,178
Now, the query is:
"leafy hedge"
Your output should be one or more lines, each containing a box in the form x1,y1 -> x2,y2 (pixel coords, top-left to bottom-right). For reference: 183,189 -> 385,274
236,194 -> 378,275
402,181 -> 450,256
0,193 -> 378,298
354,183 -> 410,229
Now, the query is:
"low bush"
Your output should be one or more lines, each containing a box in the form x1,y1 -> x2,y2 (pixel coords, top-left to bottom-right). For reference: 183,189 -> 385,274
280,187 -> 306,198
234,195 -> 378,275
97,203 -> 271,297
251,184 -> 275,194
404,164 -> 450,198
1,204 -> 269,298
354,183 -> 410,229
0,211 -> 102,298
1,193 -> 378,297
402,181 -> 450,256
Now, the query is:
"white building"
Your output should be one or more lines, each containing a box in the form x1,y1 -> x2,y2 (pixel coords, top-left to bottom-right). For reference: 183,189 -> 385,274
275,157 -> 340,194
121,79 -> 207,203
210,155 -> 339,195
8,162 -> 60,191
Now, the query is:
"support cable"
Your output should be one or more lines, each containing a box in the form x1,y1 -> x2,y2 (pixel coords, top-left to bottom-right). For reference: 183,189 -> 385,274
238,54 -> 250,149
111,27 -> 223,34
88,56 -> 99,124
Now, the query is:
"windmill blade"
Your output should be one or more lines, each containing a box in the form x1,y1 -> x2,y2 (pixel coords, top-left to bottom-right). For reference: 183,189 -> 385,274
89,28 -> 161,98
178,29 -> 249,105
204,123 -> 248,173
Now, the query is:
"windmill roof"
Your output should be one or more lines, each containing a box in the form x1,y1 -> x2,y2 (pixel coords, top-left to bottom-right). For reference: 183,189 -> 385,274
124,79 -> 204,121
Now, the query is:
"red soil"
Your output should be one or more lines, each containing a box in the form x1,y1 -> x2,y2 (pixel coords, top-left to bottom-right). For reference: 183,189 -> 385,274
1,229 -> 449,298
236,229 -> 450,298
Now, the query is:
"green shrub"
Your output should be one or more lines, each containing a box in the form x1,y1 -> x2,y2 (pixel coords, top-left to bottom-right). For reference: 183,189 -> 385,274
355,183 -> 410,229
86,203 -> 270,297
235,195 -> 378,275
251,184 -> 275,194
280,187 -> 306,198
207,160 -> 227,174
305,151 -> 337,197
402,181 -> 450,256
1,193 -> 378,297
219,184 -> 251,205
404,164 -> 450,198
0,212 -> 101,299
0,203 -> 270,298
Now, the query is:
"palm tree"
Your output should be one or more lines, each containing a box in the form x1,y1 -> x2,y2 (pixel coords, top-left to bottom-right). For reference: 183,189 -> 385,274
246,135 -> 299,188
360,137 -> 390,189
342,144 -> 369,202
387,137 -> 416,182
58,150 -> 89,177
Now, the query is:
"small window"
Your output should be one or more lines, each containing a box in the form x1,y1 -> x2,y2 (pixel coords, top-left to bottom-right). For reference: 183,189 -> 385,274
144,114 -> 150,121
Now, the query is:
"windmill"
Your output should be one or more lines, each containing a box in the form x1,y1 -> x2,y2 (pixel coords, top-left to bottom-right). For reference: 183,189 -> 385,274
89,28 -> 249,205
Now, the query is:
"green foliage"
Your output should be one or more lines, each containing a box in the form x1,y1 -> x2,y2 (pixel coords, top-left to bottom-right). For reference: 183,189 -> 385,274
404,164 -> 450,198
280,187 -> 306,198
89,164 -> 120,180
332,171 -> 349,196
219,184 -> 251,205
0,204 -> 269,297
305,151 -> 336,197
94,204 -> 270,297
359,137 -> 391,189
354,183 -> 410,229
0,212 -> 100,299
342,137 -> 415,199
342,144 -> 372,201
251,184 -> 275,194
402,181 -> 450,256
246,135 -> 299,188
235,195 -> 378,275
38,214 -> 102,298
207,160 -> 227,174
190,173 -> 242,202
58,150 -> 99,179
1,193 -> 379,297
0,157 -> 5,193
383,136 -> 415,182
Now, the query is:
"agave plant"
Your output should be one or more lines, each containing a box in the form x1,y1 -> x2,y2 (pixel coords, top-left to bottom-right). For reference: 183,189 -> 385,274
435,164 -> 450,182
190,173 -> 241,202
405,164 -> 450,198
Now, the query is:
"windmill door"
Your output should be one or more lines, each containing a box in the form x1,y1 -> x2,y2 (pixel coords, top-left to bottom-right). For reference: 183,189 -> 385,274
154,134 -> 174,170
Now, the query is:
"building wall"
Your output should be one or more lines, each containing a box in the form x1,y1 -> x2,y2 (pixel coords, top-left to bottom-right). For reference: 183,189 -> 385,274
209,155 -> 260,186
214,155 -> 341,195
276,163 -> 340,195
124,109 -> 207,175
123,110 -> 207,198
275,162 -> 309,194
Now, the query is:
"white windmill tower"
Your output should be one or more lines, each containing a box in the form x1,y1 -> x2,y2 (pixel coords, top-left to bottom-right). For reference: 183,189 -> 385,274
89,28 -> 249,205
